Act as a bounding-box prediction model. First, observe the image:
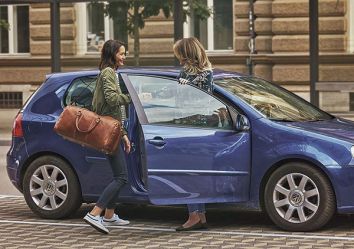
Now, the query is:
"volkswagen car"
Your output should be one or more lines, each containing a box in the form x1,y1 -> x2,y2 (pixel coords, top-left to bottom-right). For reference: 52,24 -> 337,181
7,67 -> 354,231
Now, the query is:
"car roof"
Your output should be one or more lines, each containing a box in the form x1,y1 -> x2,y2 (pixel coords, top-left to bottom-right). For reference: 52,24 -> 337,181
46,67 -> 246,82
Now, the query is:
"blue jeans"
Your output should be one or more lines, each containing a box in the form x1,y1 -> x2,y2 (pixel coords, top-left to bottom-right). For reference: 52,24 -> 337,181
187,203 -> 206,213
96,145 -> 128,209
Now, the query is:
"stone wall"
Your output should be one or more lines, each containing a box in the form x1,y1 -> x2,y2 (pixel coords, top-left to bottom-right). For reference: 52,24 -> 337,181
235,0 -> 273,54
128,11 -> 174,55
29,3 -> 76,56
233,0 -> 354,112
1,0 -> 354,118
272,0 -> 350,112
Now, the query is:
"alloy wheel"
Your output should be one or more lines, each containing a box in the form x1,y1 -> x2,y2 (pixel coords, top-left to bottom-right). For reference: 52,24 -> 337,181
273,173 -> 319,223
29,164 -> 68,210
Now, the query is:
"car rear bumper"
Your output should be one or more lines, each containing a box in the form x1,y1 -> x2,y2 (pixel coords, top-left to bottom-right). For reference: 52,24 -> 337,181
6,138 -> 27,193
6,153 -> 22,192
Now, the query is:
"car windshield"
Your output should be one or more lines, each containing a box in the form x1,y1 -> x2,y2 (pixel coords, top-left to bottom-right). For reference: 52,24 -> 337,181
215,76 -> 333,122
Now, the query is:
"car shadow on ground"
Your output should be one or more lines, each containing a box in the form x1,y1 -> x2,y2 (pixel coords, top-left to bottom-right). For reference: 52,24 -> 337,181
68,203 -> 354,234
73,203 -> 273,228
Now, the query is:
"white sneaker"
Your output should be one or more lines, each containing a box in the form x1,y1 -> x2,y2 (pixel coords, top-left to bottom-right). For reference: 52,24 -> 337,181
83,213 -> 109,234
102,213 -> 130,226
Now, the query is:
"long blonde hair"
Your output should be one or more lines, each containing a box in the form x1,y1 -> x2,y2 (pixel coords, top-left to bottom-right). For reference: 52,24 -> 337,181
173,37 -> 212,74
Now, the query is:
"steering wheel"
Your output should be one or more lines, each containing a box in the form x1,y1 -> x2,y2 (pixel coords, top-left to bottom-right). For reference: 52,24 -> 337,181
254,103 -> 279,117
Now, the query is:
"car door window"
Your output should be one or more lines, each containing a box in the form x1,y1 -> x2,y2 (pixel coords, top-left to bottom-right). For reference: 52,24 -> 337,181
128,75 -> 233,130
64,76 -> 96,109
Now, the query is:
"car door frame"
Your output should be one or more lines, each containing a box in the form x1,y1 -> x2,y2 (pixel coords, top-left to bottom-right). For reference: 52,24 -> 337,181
121,73 -> 253,205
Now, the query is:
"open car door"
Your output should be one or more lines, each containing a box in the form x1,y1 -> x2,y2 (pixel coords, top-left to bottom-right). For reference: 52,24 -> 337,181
121,73 -> 251,205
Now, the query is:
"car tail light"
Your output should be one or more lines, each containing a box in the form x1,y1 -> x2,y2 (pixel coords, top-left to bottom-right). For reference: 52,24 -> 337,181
12,113 -> 23,137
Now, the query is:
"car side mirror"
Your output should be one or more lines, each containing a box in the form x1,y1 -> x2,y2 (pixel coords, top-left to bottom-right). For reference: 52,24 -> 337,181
235,114 -> 250,131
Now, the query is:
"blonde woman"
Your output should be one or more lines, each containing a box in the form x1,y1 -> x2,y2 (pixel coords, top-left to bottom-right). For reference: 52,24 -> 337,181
173,37 -> 213,231
174,37 -> 213,93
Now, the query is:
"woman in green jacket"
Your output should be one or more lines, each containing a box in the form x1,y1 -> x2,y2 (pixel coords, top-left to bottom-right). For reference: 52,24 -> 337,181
83,40 -> 131,234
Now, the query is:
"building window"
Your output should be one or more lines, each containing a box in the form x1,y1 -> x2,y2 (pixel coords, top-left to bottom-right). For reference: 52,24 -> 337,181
76,3 -> 127,54
349,0 -> 354,53
87,3 -> 106,52
184,0 -> 233,51
0,92 -> 23,108
0,7 -> 9,53
350,93 -> 354,111
0,5 -> 29,54
76,2 -> 109,54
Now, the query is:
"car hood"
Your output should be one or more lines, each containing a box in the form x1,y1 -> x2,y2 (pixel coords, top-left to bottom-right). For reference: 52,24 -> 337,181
283,118 -> 354,142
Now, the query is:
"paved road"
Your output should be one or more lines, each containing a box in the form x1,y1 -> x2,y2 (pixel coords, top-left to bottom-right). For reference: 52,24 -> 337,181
2,196 -> 354,248
3,141 -> 354,248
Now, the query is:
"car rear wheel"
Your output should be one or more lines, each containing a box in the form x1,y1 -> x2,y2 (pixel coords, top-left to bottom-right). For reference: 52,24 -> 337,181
23,155 -> 82,219
264,162 -> 335,231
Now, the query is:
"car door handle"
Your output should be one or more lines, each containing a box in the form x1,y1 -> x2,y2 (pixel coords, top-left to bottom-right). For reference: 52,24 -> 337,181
147,137 -> 166,147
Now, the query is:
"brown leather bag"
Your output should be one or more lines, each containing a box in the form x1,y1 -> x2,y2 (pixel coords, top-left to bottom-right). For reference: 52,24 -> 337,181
54,105 -> 122,155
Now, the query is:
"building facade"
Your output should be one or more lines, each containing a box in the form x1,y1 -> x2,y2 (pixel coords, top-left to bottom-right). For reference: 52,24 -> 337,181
0,0 -> 354,129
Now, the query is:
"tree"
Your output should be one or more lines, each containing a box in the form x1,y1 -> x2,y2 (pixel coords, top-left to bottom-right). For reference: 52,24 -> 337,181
0,19 -> 9,30
102,0 -> 211,66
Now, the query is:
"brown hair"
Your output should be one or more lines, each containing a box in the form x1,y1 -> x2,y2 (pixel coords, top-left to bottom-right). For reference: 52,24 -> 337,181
99,40 -> 126,70
173,37 -> 212,74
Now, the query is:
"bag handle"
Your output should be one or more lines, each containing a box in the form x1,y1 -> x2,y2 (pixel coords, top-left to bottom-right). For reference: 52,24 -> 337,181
75,110 -> 100,133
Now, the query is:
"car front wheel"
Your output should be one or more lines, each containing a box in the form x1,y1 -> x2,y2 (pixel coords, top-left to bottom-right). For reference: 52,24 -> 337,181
264,162 -> 335,231
23,155 -> 82,219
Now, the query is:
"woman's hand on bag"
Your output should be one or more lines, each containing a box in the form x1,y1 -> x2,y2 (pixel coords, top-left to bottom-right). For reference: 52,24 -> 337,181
122,135 -> 131,154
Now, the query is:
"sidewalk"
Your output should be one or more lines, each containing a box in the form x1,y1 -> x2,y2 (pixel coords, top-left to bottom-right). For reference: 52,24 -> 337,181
0,128 -> 12,145
0,108 -> 17,143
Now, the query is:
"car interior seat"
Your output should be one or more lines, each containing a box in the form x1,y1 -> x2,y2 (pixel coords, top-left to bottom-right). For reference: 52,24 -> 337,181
70,87 -> 93,109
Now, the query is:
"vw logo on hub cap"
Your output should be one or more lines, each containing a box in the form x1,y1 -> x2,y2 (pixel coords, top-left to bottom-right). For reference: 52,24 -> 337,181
43,180 -> 56,196
289,190 -> 304,206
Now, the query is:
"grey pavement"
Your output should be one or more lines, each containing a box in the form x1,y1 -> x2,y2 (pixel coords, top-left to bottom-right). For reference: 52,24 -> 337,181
0,128 -> 11,144
0,128 -> 20,196
0,108 -> 17,141
2,196 -> 354,248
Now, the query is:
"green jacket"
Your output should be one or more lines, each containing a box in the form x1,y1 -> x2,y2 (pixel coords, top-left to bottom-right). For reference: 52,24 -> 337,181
92,67 -> 131,136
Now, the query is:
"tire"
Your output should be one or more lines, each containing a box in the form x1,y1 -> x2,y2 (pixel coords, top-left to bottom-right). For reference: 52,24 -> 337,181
23,155 -> 82,219
264,162 -> 335,231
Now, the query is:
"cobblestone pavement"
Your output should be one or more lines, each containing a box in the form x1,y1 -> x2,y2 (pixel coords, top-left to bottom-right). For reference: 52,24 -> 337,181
2,196 -> 354,248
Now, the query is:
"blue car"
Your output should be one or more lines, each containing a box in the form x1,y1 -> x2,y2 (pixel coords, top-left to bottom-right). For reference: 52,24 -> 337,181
6,67 -> 354,231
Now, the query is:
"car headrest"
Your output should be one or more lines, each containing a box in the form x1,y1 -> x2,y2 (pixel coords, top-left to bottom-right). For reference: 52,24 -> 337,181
70,87 -> 93,107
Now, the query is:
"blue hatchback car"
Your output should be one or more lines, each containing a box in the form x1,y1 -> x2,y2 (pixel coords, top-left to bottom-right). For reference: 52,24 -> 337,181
7,67 -> 354,231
